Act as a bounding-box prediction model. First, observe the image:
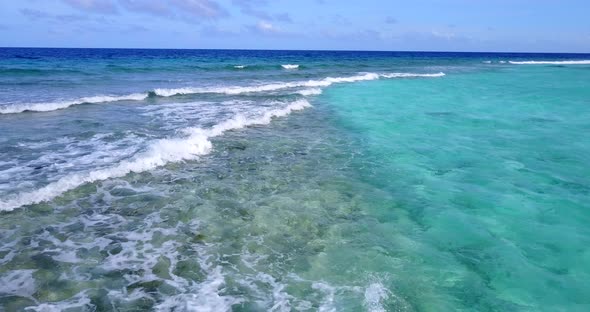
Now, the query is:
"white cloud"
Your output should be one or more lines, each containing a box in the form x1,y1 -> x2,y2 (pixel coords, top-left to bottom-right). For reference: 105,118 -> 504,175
255,20 -> 280,33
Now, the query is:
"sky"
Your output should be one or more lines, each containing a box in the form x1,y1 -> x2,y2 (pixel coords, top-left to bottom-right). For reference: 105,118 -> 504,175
0,0 -> 589,52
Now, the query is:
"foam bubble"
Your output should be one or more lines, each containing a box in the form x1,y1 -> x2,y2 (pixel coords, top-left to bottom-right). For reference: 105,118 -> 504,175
0,269 -> 37,297
508,60 -> 590,65
364,282 -> 390,312
154,266 -> 240,312
281,64 -> 299,69
0,93 -> 148,114
0,100 -> 311,212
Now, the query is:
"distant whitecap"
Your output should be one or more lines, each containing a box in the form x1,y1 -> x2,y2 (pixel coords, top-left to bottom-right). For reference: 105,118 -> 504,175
281,64 -> 299,69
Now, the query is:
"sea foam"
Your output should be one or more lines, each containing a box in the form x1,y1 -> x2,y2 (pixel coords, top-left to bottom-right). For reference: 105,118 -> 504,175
364,282 -> 391,312
0,270 -> 36,297
296,88 -> 323,96
0,99 -> 311,212
0,93 -> 148,114
508,60 -> 590,65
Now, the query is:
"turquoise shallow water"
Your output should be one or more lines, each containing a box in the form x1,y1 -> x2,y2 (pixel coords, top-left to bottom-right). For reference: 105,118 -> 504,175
0,49 -> 589,311
321,67 -> 590,310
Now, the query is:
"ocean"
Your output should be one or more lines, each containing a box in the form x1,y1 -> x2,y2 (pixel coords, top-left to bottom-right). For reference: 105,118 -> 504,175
0,48 -> 589,311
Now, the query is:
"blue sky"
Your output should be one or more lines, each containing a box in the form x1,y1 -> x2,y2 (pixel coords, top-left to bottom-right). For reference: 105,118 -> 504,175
0,0 -> 589,52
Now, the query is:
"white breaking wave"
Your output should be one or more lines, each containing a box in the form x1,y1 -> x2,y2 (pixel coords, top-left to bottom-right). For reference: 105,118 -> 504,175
509,60 -> 590,65
0,99 -> 311,212
296,88 -> 323,96
154,72 -> 445,97
0,93 -> 148,114
234,65 -> 247,69
281,64 -> 299,69
153,73 -> 379,97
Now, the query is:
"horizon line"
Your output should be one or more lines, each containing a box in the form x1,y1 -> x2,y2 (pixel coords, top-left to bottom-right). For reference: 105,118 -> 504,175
1,46 -> 590,55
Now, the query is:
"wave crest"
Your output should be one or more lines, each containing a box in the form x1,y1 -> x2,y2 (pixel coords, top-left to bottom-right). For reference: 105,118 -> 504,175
0,93 -> 148,114
153,72 -> 444,97
281,64 -> 299,69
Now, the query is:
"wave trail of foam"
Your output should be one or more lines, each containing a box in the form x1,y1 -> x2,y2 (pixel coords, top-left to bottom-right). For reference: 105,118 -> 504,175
380,72 -> 446,78
0,99 -> 311,212
0,93 -> 148,114
281,64 -> 299,69
509,60 -> 590,65
153,72 -> 444,97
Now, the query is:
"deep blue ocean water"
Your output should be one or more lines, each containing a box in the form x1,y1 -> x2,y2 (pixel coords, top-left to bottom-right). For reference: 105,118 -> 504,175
0,48 -> 589,311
